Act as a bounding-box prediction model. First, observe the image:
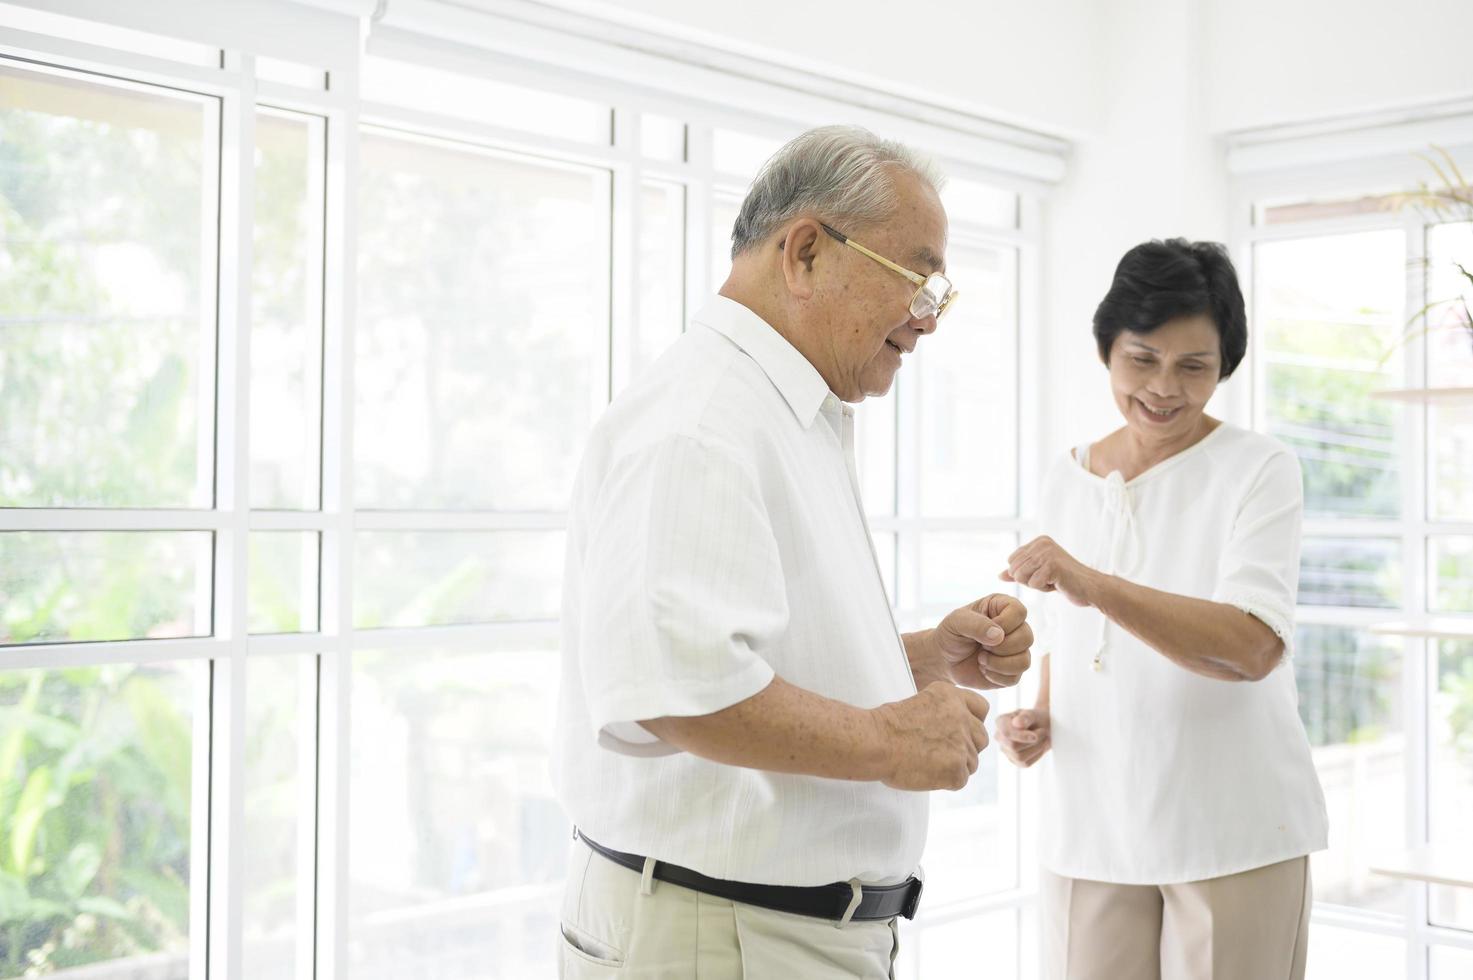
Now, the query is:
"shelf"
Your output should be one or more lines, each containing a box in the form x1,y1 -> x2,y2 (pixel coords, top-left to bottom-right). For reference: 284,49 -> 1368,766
1370,386 -> 1473,404
1369,847 -> 1473,889
1369,620 -> 1473,641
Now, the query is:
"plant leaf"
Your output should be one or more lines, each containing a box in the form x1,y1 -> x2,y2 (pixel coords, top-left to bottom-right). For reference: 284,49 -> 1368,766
8,765 -> 53,876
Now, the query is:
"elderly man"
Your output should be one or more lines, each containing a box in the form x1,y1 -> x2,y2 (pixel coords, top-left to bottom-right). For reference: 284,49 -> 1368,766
553,125 -> 1032,978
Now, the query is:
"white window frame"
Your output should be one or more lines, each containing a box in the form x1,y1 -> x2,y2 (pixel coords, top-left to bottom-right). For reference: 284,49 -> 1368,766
1228,115 -> 1473,980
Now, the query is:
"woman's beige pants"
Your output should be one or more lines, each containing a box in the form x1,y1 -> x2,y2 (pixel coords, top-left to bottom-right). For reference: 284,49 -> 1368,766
1042,857 -> 1312,980
558,839 -> 899,979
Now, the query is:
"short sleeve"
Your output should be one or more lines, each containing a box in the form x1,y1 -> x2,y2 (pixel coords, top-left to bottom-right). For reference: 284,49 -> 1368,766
1210,450 -> 1304,658
577,435 -> 783,756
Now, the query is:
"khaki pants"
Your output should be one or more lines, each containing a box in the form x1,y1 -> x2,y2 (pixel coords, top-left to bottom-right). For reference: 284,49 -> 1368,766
558,839 -> 899,979
1042,857 -> 1312,980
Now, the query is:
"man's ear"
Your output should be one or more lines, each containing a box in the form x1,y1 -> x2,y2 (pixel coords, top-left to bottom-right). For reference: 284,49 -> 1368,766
779,219 -> 824,300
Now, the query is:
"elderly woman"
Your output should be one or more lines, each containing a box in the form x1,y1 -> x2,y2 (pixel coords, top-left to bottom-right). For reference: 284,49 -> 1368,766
994,239 -> 1328,980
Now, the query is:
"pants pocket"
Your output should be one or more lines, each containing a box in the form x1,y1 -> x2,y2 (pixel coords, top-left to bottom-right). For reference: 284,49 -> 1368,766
560,921 -> 626,969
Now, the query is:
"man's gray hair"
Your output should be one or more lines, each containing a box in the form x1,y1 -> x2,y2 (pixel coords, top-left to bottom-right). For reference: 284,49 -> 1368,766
729,125 -> 944,260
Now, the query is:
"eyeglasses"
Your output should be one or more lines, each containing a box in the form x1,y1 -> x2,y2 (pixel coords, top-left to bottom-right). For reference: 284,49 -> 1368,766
820,222 -> 958,320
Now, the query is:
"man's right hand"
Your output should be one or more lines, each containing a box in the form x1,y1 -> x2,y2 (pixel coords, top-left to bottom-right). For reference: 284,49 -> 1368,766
871,682 -> 990,791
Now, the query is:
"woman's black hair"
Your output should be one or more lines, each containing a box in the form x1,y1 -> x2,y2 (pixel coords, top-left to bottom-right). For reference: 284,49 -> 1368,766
1092,238 -> 1247,379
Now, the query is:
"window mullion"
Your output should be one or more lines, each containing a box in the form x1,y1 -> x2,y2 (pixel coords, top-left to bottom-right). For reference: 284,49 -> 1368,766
202,49 -> 256,980
314,54 -> 360,980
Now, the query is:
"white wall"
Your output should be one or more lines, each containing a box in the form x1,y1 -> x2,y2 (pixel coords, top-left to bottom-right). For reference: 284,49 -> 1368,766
1038,0 -> 1236,466
1203,0 -> 1473,132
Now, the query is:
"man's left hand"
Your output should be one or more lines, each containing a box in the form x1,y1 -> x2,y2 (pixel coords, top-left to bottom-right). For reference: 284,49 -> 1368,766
928,594 -> 1033,690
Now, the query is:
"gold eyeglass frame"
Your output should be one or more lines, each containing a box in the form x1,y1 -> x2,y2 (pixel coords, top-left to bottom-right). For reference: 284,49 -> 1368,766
820,222 -> 958,320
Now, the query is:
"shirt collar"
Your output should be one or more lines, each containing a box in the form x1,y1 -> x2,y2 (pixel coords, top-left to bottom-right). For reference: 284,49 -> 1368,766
692,295 -> 836,428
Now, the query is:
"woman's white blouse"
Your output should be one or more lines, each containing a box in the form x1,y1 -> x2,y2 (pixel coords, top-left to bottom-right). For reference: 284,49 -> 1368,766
1037,423 -> 1329,884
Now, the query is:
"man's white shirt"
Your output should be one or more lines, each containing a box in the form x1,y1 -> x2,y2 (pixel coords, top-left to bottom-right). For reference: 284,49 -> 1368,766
552,295 -> 925,887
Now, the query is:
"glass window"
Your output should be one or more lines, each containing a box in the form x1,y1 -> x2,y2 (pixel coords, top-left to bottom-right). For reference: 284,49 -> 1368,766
940,177 -> 1018,230
1295,625 -> 1404,913
1430,638 -> 1473,932
1305,924 -> 1404,980
243,653 -> 315,980
1297,537 -> 1402,609
355,130 -> 610,510
855,397 -> 897,516
918,243 -> 1019,518
256,56 -> 326,91
348,645 -> 564,979
354,531 -> 564,629
0,64 -> 217,508
1425,221 -> 1473,390
0,663 -> 199,976
709,190 -> 742,291
0,531 -> 213,645
919,532 -> 1017,610
1430,945 -> 1473,978
1431,536 -> 1473,615
922,745 -> 1016,907
635,179 -> 686,375
251,109 -> 324,510
1255,231 -> 1404,519
712,128 -> 784,178
908,907 -> 1020,978
1254,192 -> 1400,227
638,113 -> 685,162
1429,403 -> 1473,522
249,532 -> 320,635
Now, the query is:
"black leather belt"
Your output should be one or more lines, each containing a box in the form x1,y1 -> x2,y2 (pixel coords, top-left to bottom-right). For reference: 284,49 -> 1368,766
576,830 -> 923,922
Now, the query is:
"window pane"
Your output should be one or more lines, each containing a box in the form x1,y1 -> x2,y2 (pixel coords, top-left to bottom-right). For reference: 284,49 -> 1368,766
919,532 -> 1016,610
256,56 -> 325,91
349,645 -> 563,978
856,397 -> 896,516
1430,403 -> 1473,522
1256,232 -> 1404,519
356,131 -> 610,509
1297,537 -> 1402,609
712,128 -> 783,178
354,530 -> 563,629
919,244 -> 1019,517
635,179 -> 685,376
1254,192 -> 1400,227
1431,639 -> 1473,932
0,663 -> 197,976
908,908 -> 1018,978
360,57 -> 610,145
922,737 -> 1015,905
940,177 -> 1018,230
1432,536 -> 1473,615
638,113 -> 684,162
244,654 -> 314,980
1431,945 -> 1473,977
252,110 -> 324,509
0,64 -> 216,508
709,190 -> 741,291
1295,625 -> 1404,913
0,531 -> 212,645
1426,221 -> 1473,390
1305,924 -> 1404,980
249,532 -> 320,634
